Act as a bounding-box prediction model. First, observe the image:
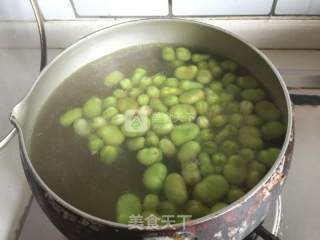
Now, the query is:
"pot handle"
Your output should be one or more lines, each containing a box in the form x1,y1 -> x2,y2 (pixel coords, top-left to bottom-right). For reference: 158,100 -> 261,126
0,128 -> 17,150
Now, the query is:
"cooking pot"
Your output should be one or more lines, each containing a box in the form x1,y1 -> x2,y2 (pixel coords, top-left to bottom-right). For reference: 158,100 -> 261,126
0,19 -> 294,240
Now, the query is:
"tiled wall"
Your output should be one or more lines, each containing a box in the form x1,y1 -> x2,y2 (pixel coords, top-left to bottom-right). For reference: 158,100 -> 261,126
1,0 -> 320,20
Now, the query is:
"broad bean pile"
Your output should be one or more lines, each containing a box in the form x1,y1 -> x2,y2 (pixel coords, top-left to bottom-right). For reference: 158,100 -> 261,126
59,46 -> 286,224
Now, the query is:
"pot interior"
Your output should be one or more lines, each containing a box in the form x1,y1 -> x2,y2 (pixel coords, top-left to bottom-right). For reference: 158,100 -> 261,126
12,19 -> 291,223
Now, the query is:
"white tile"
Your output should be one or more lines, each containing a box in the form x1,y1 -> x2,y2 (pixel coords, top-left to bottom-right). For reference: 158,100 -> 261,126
276,0 -> 320,15
172,0 -> 274,15
38,0 -> 75,20
0,0 -> 34,21
73,0 -> 169,16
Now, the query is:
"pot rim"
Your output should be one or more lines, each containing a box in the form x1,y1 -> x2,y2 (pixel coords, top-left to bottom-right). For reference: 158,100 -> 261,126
10,18 -> 293,231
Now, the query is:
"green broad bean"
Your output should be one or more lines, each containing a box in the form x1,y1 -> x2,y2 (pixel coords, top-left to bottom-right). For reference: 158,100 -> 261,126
159,138 -> 176,157
197,61 -> 209,69
209,81 -> 223,93
212,153 -> 227,173
219,92 -> 234,106
162,47 -> 176,62
193,175 -> 229,203
132,68 -> 147,86
152,73 -> 166,86
111,113 -> 125,125
129,88 -> 142,98
185,200 -> 210,219
113,89 -> 127,98
143,163 -> 167,192
137,147 -> 163,166
258,148 -> 281,167
237,76 -> 259,89
238,126 -> 264,150
177,141 -> 201,164
244,114 -> 264,126
90,116 -> 107,129
223,163 -> 247,186
250,161 -> 267,176
199,129 -> 215,142
225,84 -> 242,98
143,194 -> 160,212
220,140 -> 239,156
170,123 -> 200,146
73,118 -> 91,137
211,65 -> 223,79
170,104 -> 196,123
103,96 -> 117,109
146,131 -> 160,146
179,89 -> 205,104
119,78 -> 132,90
139,76 -> 152,89
211,202 -> 228,213
228,155 -> 248,166
226,187 -> 245,203
221,60 -> 238,72
127,137 -> 145,151
246,169 -> 264,189
97,125 -> 124,145
139,105 -> 153,116
192,54 -> 210,63
100,145 -> 119,164
117,97 -> 138,113
161,95 -> 179,107
229,113 -> 243,127
182,163 -> 201,186
222,73 -> 236,86
176,47 -> 192,61
164,173 -> 188,205
137,94 -> 150,105
196,69 -> 212,84
255,101 -> 281,121
206,93 -> 220,105
211,115 -> 227,128
202,141 -> 218,154
199,152 -> 215,177
209,104 -> 223,117
195,101 -> 208,115
197,116 -> 210,128
261,121 -> 285,140
147,86 -> 160,98
241,89 -> 266,102
160,87 -> 182,96
174,65 -> 198,80
239,148 -> 255,162
179,80 -> 203,91
215,125 -> 238,143
116,193 -> 142,224
239,100 -> 254,115
102,107 -> 118,120
59,108 -> 82,127
104,71 -> 124,87
163,77 -> 179,88
151,112 -> 173,135
158,201 -> 176,215
208,58 -> 219,69
225,102 -> 240,114
149,98 -> 168,113
88,134 -> 104,155
121,116 -> 150,137
83,97 -> 102,118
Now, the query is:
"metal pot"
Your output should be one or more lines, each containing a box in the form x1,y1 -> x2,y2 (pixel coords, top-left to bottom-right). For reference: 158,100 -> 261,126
0,19 -> 294,240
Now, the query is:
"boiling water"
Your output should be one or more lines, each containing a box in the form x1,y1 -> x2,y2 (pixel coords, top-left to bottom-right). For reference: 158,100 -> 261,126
30,45 -> 173,221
